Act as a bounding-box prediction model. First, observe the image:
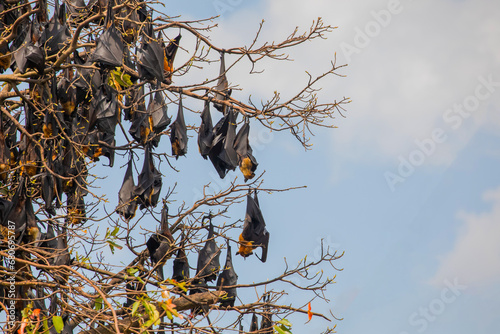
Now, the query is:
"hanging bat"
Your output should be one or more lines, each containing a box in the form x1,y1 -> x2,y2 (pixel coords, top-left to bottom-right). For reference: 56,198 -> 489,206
148,91 -> 170,133
197,99 -> 214,159
124,83 -> 145,121
169,95 -> 188,159
90,84 -> 119,135
57,67 -> 77,116
234,119 -> 258,181
236,191 -> 269,262
116,159 -> 138,220
41,0 -> 71,56
208,108 -> 238,178
250,313 -> 259,332
0,118 -> 10,183
146,204 -> 174,281
73,51 -> 102,106
216,244 -> 238,307
91,0 -> 124,68
147,90 -> 170,147
137,22 -> 164,83
172,232 -> 190,283
13,22 -> 45,74
260,293 -> 273,333
135,146 -> 162,209
66,189 -> 86,225
195,218 -> 220,282
213,52 -> 232,112
164,34 -> 181,83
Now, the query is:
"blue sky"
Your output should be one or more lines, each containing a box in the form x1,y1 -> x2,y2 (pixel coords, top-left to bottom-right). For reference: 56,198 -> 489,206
90,0 -> 500,333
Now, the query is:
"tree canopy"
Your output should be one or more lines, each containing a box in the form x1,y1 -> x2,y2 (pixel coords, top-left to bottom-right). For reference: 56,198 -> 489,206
0,0 -> 349,333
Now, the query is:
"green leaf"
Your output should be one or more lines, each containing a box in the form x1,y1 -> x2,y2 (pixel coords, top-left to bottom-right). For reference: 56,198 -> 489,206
95,297 -> 103,311
127,267 -> 139,275
53,315 -> 64,333
131,301 -> 140,316
111,226 -> 120,237
277,319 -> 292,327
274,325 -> 291,334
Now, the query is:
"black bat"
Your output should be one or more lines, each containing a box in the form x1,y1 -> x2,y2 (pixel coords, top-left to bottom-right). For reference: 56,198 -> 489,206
2,178 -> 30,242
91,0 -> 124,68
250,313 -> 259,332
0,118 -> 10,183
41,0 -> 71,56
234,119 -> 258,181
260,293 -> 273,333
236,191 -> 270,262
146,204 -> 174,281
213,52 -> 231,112
197,99 -> 214,159
66,188 -> 86,225
89,84 -> 119,135
95,131 -> 115,167
13,22 -> 45,74
41,171 -> 56,216
216,244 -> 238,307
195,218 -> 220,282
169,95 -> 188,159
163,34 -> 181,83
73,50 -> 102,107
116,159 -> 137,220
172,232 -> 190,282
137,22 -> 164,83
146,90 -> 170,147
208,108 -> 238,178
148,91 -> 171,133
65,0 -> 88,24
57,68 -> 77,116
135,146 -> 162,209
124,83 -> 145,121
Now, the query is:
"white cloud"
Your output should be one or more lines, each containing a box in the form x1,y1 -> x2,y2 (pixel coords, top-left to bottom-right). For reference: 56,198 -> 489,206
430,186 -> 500,289
170,0 -> 500,172
205,0 -> 500,168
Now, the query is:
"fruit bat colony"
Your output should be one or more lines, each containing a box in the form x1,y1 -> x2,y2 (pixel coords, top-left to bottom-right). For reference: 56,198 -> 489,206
0,0 -> 276,331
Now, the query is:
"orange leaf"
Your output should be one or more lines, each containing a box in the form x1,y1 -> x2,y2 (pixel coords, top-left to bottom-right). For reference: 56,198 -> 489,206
307,302 -> 313,321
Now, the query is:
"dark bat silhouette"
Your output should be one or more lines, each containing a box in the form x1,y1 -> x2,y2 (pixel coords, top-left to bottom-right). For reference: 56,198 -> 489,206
90,84 -> 119,136
169,95 -> 188,159
195,218 -> 220,282
147,90 -> 170,147
164,34 -> 181,82
146,204 -> 174,281
73,51 -> 102,106
260,293 -> 273,333
91,0 -> 124,68
234,119 -> 258,181
137,22 -> 164,83
213,52 -> 231,112
172,232 -> 190,283
116,159 -> 138,220
197,99 -> 214,159
135,146 -> 162,209
13,22 -> 45,74
41,0 -> 71,56
57,68 -> 77,116
208,108 -> 238,178
216,244 -> 238,307
236,191 -> 270,262
250,313 -> 259,332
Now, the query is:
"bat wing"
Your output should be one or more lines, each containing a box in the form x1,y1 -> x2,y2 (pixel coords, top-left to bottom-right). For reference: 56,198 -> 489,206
214,53 -> 230,112
196,222 -> 220,282
148,91 -> 170,133
172,247 -> 190,282
197,99 -> 214,159
42,0 -> 71,56
169,97 -> 188,158
138,28 -> 164,82
93,86 -> 119,135
116,159 -> 137,220
92,25 -> 124,68
216,245 -> 238,307
250,313 -> 259,332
